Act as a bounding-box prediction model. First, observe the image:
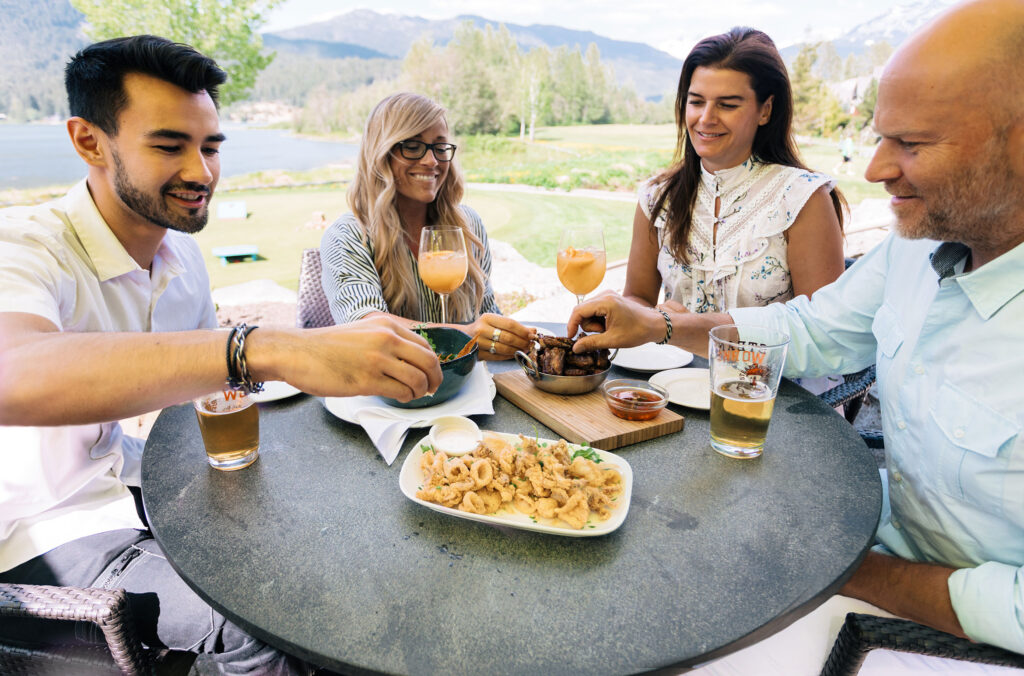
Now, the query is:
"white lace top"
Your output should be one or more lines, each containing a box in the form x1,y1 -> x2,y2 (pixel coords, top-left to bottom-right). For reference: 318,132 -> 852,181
639,158 -> 835,312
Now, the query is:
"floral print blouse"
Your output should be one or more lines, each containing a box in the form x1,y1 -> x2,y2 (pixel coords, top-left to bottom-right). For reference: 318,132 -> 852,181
639,158 -> 835,313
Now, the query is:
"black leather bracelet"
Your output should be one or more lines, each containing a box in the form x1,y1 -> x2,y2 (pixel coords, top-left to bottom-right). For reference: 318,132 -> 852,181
225,325 -> 240,386
655,308 -> 673,345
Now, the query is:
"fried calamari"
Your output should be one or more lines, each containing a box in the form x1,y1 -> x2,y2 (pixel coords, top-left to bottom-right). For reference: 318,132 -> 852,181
415,432 -> 623,530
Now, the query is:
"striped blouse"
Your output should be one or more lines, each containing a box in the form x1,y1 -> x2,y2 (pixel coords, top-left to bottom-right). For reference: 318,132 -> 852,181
319,205 -> 500,324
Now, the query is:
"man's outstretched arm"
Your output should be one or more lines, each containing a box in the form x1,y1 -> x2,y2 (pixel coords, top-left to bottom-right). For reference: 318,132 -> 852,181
0,312 -> 442,426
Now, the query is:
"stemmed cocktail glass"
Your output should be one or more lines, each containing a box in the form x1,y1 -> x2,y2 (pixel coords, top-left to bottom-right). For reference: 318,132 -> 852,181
418,226 -> 468,323
557,227 -> 606,305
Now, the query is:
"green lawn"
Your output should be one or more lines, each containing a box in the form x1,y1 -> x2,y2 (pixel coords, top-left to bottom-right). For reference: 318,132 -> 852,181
458,133 -> 672,192
530,123 -> 677,149
535,125 -> 888,203
466,188 -> 635,265
797,137 -> 888,205
197,188 -> 348,290
198,186 -> 636,290
8,123 -> 889,292
455,125 -> 887,203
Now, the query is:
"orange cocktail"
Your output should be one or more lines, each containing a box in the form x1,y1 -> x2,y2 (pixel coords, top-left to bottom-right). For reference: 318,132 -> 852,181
419,249 -> 468,294
418,226 -> 468,323
557,246 -> 607,297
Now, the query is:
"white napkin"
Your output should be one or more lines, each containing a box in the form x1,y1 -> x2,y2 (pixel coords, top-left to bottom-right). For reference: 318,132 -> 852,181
331,363 -> 495,465
354,407 -> 420,465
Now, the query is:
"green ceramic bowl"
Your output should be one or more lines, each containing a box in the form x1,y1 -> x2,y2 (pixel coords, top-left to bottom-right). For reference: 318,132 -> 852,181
381,327 -> 477,409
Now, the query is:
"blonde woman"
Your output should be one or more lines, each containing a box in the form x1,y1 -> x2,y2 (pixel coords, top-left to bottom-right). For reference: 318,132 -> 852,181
320,93 -> 535,360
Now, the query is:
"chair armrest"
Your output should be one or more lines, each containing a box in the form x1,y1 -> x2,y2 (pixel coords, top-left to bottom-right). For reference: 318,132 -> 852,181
820,366 -> 876,409
0,583 -> 150,675
820,613 -> 1024,676
858,429 -> 885,449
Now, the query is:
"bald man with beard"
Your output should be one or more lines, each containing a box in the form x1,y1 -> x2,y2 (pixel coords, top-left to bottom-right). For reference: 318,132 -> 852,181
568,0 -> 1024,672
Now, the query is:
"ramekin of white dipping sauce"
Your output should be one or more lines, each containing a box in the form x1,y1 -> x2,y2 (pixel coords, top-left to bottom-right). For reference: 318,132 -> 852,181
428,416 -> 483,456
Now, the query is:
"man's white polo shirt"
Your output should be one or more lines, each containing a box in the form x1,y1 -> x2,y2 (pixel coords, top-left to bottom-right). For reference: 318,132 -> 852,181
0,179 -> 217,572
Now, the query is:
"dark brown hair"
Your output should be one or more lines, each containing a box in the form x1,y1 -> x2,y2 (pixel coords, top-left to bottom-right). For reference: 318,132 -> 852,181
65,35 -> 226,136
650,27 -> 845,263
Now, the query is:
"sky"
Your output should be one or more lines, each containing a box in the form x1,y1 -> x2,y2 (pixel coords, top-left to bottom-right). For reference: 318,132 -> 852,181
263,0 -> 915,58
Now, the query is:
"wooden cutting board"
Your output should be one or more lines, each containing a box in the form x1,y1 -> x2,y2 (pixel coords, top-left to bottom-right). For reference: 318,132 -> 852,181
493,370 -> 684,450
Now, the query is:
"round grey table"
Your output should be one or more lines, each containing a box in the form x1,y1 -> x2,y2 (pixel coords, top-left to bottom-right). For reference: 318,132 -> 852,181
142,351 -> 881,675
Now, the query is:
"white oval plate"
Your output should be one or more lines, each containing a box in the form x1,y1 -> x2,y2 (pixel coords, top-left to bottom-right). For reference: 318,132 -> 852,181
322,362 -> 496,428
649,368 -> 711,410
612,343 -> 693,372
400,431 -> 632,537
252,381 -> 303,403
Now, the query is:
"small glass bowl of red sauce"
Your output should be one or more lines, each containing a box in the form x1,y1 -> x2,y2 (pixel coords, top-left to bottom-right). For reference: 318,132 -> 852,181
601,379 -> 669,421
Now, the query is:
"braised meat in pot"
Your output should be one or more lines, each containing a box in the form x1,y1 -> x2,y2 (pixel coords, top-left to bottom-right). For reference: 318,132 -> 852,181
528,336 -> 610,376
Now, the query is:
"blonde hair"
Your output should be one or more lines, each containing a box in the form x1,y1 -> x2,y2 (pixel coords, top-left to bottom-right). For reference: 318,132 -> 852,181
348,92 -> 487,322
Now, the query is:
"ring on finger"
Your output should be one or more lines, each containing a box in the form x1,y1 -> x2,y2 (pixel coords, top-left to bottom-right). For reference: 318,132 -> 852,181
491,328 -> 501,343
489,342 -> 497,354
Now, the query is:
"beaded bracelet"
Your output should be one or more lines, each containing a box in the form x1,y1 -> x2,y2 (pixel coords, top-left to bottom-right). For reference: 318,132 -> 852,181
226,323 -> 265,394
655,308 -> 673,345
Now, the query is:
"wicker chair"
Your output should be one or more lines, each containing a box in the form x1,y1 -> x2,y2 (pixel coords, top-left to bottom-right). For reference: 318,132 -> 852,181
819,365 -> 876,424
297,248 -> 334,329
821,612 -> 1024,675
0,583 -> 195,675
858,429 -> 885,449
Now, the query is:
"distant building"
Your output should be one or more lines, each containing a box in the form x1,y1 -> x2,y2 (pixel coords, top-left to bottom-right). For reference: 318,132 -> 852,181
227,101 -> 298,126
828,66 -> 884,106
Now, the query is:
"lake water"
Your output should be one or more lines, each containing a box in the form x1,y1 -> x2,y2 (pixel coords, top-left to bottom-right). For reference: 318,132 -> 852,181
0,123 -> 358,189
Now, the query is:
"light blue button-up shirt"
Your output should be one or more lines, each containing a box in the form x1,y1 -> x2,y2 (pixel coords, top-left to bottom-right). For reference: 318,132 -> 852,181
730,234 -> 1024,654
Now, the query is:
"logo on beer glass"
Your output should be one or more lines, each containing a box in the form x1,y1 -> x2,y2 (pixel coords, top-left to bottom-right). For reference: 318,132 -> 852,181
212,389 -> 247,411
740,358 -> 771,383
716,341 -> 772,386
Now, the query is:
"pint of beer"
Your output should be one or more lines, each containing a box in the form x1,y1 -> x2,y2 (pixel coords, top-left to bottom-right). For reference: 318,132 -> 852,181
708,325 -> 789,459
194,388 -> 260,470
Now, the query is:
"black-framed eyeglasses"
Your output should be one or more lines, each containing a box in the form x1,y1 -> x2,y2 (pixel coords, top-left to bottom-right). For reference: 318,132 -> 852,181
394,140 -> 457,162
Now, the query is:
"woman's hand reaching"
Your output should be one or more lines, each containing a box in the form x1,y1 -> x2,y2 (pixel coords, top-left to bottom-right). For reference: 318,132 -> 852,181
470,314 -> 537,361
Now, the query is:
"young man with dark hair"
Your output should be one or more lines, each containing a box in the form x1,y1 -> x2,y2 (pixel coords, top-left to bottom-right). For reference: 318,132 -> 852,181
0,35 -> 441,673
64,34 -> 228,136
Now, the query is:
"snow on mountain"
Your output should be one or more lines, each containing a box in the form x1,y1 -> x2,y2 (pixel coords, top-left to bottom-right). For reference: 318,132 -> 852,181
843,0 -> 957,47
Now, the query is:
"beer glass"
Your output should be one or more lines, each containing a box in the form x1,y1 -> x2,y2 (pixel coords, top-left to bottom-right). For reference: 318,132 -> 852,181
194,388 -> 260,470
708,324 -> 790,459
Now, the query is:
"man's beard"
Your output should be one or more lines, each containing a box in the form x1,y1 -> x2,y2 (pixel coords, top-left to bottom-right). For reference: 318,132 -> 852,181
112,151 -> 211,234
893,131 -> 1017,249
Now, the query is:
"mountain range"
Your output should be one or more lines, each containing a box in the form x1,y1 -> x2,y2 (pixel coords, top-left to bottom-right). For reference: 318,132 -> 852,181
266,10 -> 683,100
264,2 -> 957,100
0,0 -> 957,120
780,0 -> 955,60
